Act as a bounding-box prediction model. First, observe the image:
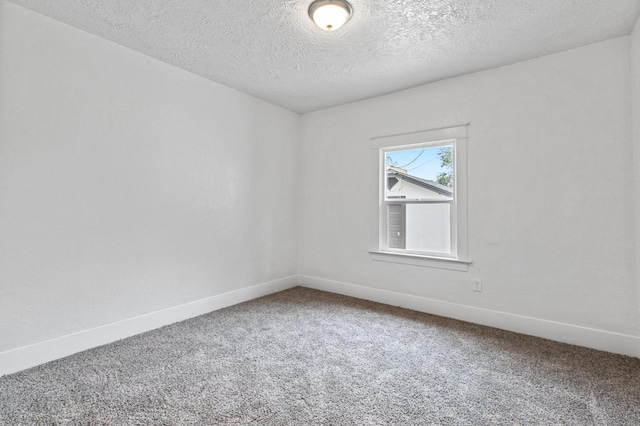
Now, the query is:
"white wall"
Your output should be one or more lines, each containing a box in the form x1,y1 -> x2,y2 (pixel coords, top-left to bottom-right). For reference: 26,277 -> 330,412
1,1 -> 639,366
0,3 -> 298,353
632,15 -> 640,352
299,37 -> 638,343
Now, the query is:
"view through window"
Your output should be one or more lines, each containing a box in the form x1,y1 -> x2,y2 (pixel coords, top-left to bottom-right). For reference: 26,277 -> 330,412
384,144 -> 455,255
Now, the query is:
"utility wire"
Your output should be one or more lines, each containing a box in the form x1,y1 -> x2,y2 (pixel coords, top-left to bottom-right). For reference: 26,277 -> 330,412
408,158 -> 433,171
400,150 -> 424,168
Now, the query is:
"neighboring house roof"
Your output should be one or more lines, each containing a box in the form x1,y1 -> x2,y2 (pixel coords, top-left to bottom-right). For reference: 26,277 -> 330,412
387,168 -> 453,198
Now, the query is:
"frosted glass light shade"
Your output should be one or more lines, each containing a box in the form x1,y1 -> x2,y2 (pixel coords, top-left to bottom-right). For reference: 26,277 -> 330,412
309,0 -> 352,31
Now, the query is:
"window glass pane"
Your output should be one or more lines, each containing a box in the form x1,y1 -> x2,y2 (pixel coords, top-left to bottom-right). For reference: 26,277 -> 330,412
386,145 -> 453,200
405,203 -> 451,254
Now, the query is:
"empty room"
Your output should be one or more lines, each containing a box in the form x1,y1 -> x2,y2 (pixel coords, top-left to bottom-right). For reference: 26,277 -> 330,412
1,0 -> 640,424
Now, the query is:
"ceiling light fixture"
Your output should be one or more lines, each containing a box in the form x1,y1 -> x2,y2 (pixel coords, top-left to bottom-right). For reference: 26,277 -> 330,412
308,0 -> 353,32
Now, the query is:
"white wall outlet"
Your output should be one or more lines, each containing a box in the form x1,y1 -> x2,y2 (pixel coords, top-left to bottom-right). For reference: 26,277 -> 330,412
473,279 -> 483,292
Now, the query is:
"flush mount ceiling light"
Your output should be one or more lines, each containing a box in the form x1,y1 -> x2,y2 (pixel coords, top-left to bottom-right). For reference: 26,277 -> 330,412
308,0 -> 353,31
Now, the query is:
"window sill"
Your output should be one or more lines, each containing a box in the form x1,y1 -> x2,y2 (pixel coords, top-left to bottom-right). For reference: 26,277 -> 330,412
369,251 -> 471,272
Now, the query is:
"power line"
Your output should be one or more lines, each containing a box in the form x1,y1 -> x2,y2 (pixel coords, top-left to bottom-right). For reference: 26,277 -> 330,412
400,150 -> 424,168
408,158 -> 433,171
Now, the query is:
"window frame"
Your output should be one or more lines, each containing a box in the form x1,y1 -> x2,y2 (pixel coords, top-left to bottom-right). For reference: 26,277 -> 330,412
370,124 -> 470,271
383,140 -> 456,257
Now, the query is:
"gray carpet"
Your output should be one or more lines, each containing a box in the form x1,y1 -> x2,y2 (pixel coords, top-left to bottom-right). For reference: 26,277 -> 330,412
1,287 -> 639,425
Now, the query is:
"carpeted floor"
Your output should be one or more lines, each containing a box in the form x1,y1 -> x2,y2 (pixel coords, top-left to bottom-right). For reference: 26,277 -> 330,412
1,287 -> 639,425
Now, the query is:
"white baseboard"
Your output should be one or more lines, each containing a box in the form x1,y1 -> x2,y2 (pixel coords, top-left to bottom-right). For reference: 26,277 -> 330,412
3,274 -> 637,377
298,275 -> 640,359
0,276 -> 298,377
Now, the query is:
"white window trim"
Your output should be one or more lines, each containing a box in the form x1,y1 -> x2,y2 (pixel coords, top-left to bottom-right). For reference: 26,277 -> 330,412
370,124 -> 471,271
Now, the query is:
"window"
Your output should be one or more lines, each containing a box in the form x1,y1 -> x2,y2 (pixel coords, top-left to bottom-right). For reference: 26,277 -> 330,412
370,125 -> 470,271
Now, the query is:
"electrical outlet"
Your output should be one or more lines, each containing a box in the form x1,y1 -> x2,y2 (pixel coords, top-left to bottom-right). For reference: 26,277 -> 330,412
473,279 -> 483,292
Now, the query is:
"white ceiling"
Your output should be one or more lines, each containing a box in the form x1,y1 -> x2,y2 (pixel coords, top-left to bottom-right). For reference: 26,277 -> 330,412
8,0 -> 640,113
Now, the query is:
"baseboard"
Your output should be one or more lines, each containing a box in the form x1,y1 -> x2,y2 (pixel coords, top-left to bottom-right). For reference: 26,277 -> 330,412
0,276 -> 298,377
298,275 -> 640,358
3,274 -> 636,377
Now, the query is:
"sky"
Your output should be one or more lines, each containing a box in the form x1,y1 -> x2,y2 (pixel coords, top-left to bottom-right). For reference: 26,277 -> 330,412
386,145 -> 451,181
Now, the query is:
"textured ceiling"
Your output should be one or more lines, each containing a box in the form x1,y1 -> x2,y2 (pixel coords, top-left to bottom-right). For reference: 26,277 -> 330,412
8,0 -> 640,113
